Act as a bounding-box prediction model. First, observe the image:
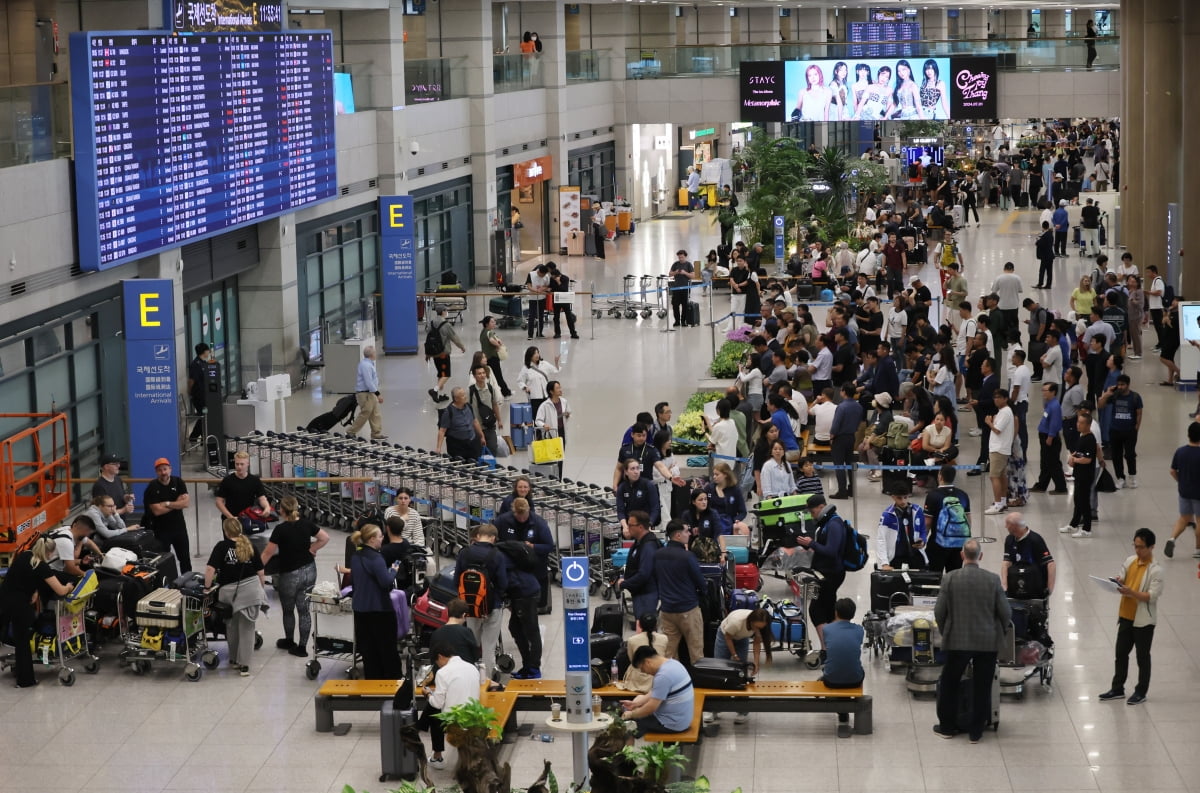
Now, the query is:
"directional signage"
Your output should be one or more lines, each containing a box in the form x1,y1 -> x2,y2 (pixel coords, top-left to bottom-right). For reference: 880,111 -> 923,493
380,196 -> 418,354
774,215 -> 785,263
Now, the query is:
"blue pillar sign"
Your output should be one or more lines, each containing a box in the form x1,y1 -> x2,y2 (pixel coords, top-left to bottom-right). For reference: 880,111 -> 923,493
560,557 -> 593,725
121,279 -> 180,503
379,196 -> 418,355
774,215 -> 785,261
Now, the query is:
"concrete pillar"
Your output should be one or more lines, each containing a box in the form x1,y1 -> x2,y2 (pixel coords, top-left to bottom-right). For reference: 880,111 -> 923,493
924,11 -> 949,42
342,5 -> 408,197
1040,10 -> 1066,38
793,8 -> 826,43
1139,0 -> 1182,274
1183,4 -> 1200,295
592,3 -> 632,89
238,216 -> 300,383
962,10 -> 989,39
1120,0 -> 1144,258
697,6 -> 732,46
440,0 -> 497,285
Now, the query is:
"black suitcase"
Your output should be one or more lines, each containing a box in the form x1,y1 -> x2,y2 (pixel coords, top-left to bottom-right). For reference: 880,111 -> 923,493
429,564 -> 459,607
880,448 -> 911,494
100,528 -> 164,555
689,657 -> 751,690
306,394 -> 358,433
590,631 -> 622,665
869,570 -> 942,613
380,702 -> 421,782
592,603 -> 624,636
686,301 -> 701,327
134,552 -> 179,589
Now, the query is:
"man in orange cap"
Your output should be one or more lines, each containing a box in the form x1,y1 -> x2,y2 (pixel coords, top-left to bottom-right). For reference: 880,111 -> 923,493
142,457 -> 191,572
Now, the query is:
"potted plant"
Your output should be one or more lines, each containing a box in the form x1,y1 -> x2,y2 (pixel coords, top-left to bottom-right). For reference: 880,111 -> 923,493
434,699 -> 512,793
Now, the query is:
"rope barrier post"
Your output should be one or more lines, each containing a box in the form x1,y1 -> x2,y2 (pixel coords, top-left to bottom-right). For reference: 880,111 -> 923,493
709,297 -> 717,360
851,463 -> 859,531
589,282 -> 596,341
660,282 -> 676,335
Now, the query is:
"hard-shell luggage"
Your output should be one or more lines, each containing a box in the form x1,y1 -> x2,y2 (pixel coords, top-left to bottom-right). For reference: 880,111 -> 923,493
306,394 -> 358,433
590,631 -> 623,664
412,590 -> 448,632
690,657 -> 751,690
685,301 -> 701,327
380,702 -> 421,782
951,205 -> 965,229
509,402 -> 533,430
726,545 -> 750,565
136,587 -> 184,628
756,494 -> 816,530
734,563 -> 761,591
729,588 -> 759,611
135,552 -> 180,589
592,603 -> 624,636
880,448 -> 910,494
100,528 -> 164,555
527,461 -> 562,479
869,569 -> 942,613
1099,223 -> 1107,246
610,547 -> 630,569
489,295 -> 524,318
429,564 -> 459,607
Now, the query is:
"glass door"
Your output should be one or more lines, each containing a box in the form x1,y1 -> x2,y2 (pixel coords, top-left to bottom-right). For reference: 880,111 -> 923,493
185,278 -> 241,397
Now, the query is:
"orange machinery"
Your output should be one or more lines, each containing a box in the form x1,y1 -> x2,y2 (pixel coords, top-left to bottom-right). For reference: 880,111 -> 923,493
0,413 -> 71,569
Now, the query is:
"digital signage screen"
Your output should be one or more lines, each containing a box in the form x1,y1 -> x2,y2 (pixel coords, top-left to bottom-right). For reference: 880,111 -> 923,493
70,31 -> 338,272
739,56 -> 997,123
165,0 -> 283,32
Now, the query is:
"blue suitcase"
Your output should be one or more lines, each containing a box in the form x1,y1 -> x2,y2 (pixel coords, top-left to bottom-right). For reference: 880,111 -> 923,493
510,402 -> 533,428
610,547 -> 630,568
511,425 -> 533,450
726,545 -> 750,564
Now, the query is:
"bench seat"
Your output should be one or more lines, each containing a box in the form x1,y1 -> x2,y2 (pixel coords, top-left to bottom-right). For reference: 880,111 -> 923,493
314,679 -> 401,734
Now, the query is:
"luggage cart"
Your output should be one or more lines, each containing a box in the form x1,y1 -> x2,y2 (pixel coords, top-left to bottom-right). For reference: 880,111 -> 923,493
426,289 -> 468,324
602,274 -> 658,319
305,576 -> 361,680
4,588 -> 102,686
999,598 -> 1054,696
119,589 -> 215,682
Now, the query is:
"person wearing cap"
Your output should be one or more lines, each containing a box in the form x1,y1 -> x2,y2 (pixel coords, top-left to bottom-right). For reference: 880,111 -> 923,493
861,392 -> 895,482
478,316 -> 512,398
142,457 -> 192,573
187,342 -> 212,443
92,453 -> 135,518
1052,199 -> 1070,258
795,494 -> 847,661
907,275 -> 932,325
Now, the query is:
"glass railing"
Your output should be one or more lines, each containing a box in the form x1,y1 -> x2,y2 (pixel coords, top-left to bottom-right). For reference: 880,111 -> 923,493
405,57 -> 466,105
334,63 -> 373,110
566,49 -> 611,83
494,52 -> 546,93
626,36 -> 1120,79
0,82 -> 71,169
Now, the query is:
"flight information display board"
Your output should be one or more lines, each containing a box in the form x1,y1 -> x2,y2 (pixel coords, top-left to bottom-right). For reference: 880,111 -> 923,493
70,31 -> 337,271
847,22 -> 921,58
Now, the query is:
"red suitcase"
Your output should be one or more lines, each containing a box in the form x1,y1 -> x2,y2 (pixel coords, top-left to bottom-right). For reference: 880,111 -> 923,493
735,563 -> 762,592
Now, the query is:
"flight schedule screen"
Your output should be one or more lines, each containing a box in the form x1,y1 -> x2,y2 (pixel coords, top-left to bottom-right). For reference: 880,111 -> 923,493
70,31 -> 337,271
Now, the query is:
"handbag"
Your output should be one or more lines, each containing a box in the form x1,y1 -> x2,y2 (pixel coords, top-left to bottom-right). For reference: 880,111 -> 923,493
909,437 -> 924,452
531,434 -> 564,464
497,343 -> 508,361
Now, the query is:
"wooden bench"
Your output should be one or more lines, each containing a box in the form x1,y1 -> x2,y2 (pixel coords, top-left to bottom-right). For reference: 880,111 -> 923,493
480,690 -> 519,740
641,692 -> 706,744
314,679 -> 401,734
699,680 -> 871,738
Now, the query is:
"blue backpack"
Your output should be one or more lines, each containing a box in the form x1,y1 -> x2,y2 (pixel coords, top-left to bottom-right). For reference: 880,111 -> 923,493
935,495 -> 971,549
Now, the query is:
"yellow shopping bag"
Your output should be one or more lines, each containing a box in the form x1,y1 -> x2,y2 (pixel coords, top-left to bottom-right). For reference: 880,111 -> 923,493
530,435 -> 564,464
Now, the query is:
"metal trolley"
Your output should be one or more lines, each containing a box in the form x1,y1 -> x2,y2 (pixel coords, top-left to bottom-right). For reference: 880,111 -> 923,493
305,576 -> 360,680
119,591 -> 216,682
3,588 -> 103,686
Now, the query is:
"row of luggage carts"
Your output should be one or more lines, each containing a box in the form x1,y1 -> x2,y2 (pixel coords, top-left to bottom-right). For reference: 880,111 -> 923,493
225,430 -> 623,596
592,274 -> 671,320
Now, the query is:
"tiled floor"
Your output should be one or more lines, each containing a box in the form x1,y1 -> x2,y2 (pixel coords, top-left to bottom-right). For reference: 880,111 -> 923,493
7,190 -> 1200,793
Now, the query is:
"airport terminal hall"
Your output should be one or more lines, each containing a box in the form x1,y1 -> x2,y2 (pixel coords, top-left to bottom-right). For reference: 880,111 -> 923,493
6,0 -> 1200,791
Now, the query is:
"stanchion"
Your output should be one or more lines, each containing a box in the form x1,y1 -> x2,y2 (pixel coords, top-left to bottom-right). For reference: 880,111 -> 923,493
589,280 -> 596,341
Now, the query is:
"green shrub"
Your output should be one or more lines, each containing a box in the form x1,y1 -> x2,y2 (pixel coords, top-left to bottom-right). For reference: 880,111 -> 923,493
673,410 -> 707,443
710,341 -> 751,379
684,391 -> 725,413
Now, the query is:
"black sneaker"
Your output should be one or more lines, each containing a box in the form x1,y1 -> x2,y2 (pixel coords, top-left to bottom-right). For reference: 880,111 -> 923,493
1097,689 -> 1125,701
932,725 -> 957,739
1164,539 -> 1175,558
288,645 -> 309,657
427,388 -> 439,402
1126,693 -> 1146,705
275,638 -> 296,650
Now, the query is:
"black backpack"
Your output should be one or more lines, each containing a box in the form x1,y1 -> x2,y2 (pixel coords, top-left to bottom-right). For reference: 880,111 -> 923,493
495,540 -> 540,573
424,321 -> 447,357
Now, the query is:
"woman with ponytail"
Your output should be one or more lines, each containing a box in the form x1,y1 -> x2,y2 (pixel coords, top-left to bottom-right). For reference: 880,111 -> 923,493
205,518 -> 267,676
349,523 -> 402,679
0,535 -> 73,687
261,496 -> 329,656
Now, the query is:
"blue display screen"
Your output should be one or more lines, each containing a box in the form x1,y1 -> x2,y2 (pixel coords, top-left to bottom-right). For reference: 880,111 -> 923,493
564,609 -> 590,672
70,31 -> 338,272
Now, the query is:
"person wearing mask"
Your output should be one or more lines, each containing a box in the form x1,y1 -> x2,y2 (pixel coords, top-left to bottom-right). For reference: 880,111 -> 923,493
932,539 -> 1011,742
142,457 -> 192,573
0,535 -> 74,687
876,482 -> 927,569
420,647 -> 480,770
347,345 -> 387,437
494,497 -> 554,614
795,495 -> 846,661
454,523 -> 509,678
618,511 -> 660,620
205,518 -> 268,676
187,342 -> 212,443
829,383 -> 865,500
260,496 -> 330,656
435,387 -> 485,461
1030,382 -> 1068,494
1097,529 -> 1164,706
653,521 -> 708,664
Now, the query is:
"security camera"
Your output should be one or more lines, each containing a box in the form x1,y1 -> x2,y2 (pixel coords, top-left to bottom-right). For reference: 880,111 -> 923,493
409,141 -> 420,156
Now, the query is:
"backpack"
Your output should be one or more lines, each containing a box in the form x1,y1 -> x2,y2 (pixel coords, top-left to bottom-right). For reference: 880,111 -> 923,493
495,540 -> 540,573
424,320 -> 447,357
935,495 -> 971,549
690,536 -> 722,564
457,545 -> 496,618
839,517 -> 870,572
885,420 -> 911,451
1162,281 -> 1176,306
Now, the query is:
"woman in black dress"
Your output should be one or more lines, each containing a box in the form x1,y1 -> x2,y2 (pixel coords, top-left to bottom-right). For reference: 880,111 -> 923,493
0,536 -> 74,687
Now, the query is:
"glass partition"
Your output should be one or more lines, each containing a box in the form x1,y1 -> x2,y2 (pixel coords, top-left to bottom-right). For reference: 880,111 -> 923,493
566,49 -> 611,83
627,37 -> 1120,79
404,57 -> 467,105
494,52 -> 545,93
0,82 -> 71,168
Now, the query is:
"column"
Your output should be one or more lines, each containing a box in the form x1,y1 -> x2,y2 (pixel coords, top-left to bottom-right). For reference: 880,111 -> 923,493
1183,4 -> 1200,294
793,8 -> 827,44
1119,0 -> 1144,257
924,11 -> 949,42
238,216 -> 300,384
1139,0 -> 1181,273
962,9 -> 989,39
697,6 -> 732,46
341,4 -> 407,197
525,1 -> 571,257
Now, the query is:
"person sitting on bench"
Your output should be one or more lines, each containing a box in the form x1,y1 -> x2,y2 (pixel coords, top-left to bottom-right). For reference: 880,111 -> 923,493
619,645 -> 694,736
822,598 -> 866,727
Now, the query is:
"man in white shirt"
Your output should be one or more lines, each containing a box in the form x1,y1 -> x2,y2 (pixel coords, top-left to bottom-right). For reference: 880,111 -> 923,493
421,651 -> 481,769
811,389 -> 838,443
990,261 -> 1023,334
984,389 -> 1015,514
809,336 -> 835,395
1009,349 -> 1033,456
1145,264 -> 1166,351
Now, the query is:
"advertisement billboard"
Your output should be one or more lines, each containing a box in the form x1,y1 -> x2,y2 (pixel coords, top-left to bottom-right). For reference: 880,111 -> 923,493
739,56 -> 997,123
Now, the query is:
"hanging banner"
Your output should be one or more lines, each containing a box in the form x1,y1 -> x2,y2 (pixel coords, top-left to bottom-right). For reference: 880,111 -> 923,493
122,279 -> 180,502
380,196 -> 419,355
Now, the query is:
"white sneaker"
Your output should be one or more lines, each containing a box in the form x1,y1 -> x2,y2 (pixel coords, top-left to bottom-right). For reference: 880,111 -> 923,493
1128,354 -> 1142,360
1071,529 -> 1093,539
1128,476 -> 1138,488
703,712 -> 717,724
985,503 -> 1006,515
1192,548 -> 1200,559
968,428 -> 983,437
1115,478 -> 1125,489
428,757 -> 447,770
734,713 -> 749,724
1059,525 -> 1077,534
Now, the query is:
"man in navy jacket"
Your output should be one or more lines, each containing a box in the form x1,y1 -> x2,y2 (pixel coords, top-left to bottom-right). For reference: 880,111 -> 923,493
874,341 -> 901,400
618,510 -> 660,622
830,383 -> 865,499
454,523 -> 509,677
494,497 -> 555,613
653,521 -> 708,664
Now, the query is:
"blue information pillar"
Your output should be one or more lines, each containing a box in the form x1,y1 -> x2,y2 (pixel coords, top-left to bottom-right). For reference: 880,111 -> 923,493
121,279 -> 180,503
560,556 -> 593,786
774,215 -> 785,263
379,196 -> 418,355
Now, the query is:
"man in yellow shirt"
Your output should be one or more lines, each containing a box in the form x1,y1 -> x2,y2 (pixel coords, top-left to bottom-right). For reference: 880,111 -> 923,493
1097,528 -> 1164,705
